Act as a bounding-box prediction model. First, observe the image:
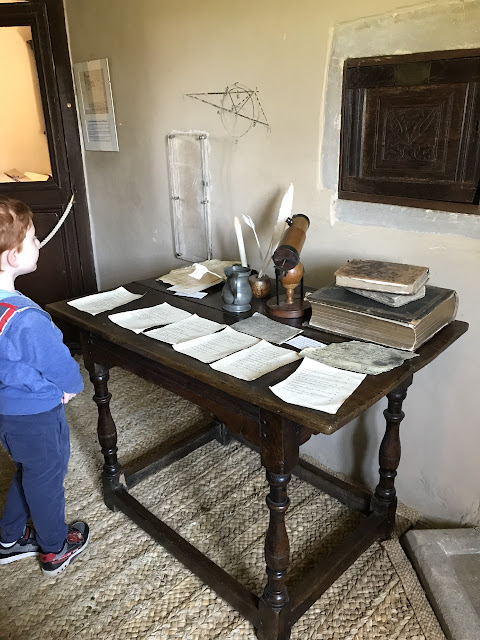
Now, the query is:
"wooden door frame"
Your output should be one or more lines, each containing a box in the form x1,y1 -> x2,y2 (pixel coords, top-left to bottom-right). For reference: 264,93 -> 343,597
0,0 -> 97,294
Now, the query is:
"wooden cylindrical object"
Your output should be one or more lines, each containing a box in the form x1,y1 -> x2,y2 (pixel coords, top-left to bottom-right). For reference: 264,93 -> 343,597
272,214 -> 310,273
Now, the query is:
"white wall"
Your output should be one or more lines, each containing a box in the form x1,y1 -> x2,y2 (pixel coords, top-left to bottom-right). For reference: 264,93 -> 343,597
64,0 -> 480,526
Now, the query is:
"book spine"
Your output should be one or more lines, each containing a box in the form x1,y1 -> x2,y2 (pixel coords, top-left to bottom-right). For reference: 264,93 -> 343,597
308,304 -> 416,350
335,276 -> 414,294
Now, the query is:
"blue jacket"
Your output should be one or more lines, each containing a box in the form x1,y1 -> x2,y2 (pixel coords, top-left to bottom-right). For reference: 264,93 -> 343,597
0,290 -> 83,415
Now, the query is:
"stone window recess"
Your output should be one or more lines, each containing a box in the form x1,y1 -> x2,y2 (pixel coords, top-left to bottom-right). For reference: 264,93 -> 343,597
339,49 -> 480,215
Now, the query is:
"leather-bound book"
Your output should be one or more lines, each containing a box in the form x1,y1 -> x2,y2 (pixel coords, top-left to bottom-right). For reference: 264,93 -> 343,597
345,286 -> 426,307
335,260 -> 429,295
305,285 -> 458,351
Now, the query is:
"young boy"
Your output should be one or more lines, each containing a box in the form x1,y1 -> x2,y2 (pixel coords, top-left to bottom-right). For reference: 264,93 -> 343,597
0,197 -> 89,577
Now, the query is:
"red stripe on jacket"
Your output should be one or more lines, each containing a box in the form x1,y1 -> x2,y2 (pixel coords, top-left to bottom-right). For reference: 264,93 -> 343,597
0,303 -> 18,335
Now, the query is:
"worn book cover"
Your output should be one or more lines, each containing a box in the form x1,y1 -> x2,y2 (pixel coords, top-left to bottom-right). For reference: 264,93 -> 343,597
345,286 -> 426,307
306,285 -> 458,351
335,259 -> 429,294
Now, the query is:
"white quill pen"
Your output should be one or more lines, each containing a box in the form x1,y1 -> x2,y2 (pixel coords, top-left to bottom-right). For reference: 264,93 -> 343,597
258,183 -> 294,277
242,214 -> 263,264
189,263 -> 224,280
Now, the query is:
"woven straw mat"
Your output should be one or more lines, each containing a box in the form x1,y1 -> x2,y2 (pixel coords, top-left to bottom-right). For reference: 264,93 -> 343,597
0,364 -> 445,640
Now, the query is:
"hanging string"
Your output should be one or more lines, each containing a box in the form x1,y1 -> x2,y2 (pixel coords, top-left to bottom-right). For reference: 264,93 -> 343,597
40,193 -> 75,248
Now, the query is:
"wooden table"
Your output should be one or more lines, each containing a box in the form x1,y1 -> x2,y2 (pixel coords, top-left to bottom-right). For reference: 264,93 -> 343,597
46,279 -> 468,640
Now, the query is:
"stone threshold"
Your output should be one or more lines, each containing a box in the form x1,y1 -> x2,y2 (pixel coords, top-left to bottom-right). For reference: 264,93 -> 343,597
402,529 -> 480,640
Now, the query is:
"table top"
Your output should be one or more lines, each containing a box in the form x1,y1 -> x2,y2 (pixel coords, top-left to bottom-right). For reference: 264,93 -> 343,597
46,279 -> 468,435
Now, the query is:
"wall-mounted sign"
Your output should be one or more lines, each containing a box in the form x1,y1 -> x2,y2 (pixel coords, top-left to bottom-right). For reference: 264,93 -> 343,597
73,58 -> 119,152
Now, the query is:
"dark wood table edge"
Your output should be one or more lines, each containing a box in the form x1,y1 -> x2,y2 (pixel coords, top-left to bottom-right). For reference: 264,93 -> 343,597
46,285 -> 469,436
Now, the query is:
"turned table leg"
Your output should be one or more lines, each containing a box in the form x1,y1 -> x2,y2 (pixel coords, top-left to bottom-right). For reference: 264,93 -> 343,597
257,411 -> 300,640
370,375 -> 413,539
88,361 -> 125,511
257,470 -> 292,639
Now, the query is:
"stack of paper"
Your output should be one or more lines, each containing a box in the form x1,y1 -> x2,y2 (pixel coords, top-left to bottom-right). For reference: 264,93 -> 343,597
157,259 -> 237,296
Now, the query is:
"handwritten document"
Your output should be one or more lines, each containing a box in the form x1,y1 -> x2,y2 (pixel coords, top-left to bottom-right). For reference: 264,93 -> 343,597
285,335 -> 326,350
270,357 -> 366,414
230,312 -> 301,344
300,340 -> 418,375
108,303 -> 192,333
173,326 -> 259,363
211,340 -> 300,381
67,287 -> 144,316
144,314 -> 226,344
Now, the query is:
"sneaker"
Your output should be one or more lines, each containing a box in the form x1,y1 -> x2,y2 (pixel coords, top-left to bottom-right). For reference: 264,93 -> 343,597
40,521 -> 90,577
0,525 -> 40,564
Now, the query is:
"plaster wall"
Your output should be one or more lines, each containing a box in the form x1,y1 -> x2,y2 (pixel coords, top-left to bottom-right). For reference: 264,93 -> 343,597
64,0 -> 480,526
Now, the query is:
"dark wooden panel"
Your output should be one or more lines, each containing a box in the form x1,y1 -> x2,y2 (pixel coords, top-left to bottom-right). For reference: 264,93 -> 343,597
362,84 -> 466,180
339,50 -> 480,212
0,1 -> 96,314
17,208 -> 70,307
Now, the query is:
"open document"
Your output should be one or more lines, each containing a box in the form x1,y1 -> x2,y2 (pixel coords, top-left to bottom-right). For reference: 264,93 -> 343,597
108,303 -> 192,333
67,287 -> 144,316
299,341 -> 417,375
173,326 -> 259,363
211,340 -> 300,381
230,312 -> 302,345
270,357 -> 366,414
144,314 -> 226,344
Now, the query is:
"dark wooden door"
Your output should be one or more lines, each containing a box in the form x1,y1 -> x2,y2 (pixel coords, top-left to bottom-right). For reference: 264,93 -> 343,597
0,0 -> 96,308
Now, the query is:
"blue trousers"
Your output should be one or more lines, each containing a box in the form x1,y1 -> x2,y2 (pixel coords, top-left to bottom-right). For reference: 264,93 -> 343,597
0,404 -> 69,553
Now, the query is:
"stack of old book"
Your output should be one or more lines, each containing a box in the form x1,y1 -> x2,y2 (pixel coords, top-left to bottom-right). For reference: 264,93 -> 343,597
305,259 -> 458,351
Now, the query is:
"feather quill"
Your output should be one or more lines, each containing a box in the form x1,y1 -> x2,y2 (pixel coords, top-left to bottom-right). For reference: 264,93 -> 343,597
242,214 -> 264,264
258,184 -> 294,277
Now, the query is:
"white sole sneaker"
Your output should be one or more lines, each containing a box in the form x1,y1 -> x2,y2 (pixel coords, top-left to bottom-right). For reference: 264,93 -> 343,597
41,522 -> 90,577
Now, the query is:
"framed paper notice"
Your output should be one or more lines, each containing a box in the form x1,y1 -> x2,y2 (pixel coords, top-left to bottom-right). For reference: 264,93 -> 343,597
73,58 -> 119,151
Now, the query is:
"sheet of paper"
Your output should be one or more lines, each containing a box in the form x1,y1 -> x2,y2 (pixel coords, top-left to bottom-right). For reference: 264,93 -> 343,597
230,312 -> 302,345
168,283 -> 213,294
108,303 -> 192,333
300,340 -> 418,375
270,357 -> 366,414
211,340 -> 300,381
285,335 -> 326,350
144,314 -> 226,344
67,287 -> 144,316
173,326 -> 259,363
157,259 -> 237,292
172,290 -> 208,299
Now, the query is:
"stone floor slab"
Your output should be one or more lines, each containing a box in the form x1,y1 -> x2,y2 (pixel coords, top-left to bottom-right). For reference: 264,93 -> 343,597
403,528 -> 480,640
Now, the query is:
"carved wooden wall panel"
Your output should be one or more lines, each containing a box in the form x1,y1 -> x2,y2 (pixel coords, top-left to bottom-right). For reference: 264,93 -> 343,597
339,50 -> 480,214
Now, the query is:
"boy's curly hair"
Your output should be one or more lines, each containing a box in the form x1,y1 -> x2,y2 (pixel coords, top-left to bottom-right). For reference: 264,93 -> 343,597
0,198 -> 33,256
